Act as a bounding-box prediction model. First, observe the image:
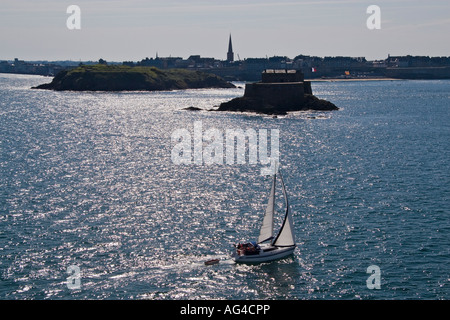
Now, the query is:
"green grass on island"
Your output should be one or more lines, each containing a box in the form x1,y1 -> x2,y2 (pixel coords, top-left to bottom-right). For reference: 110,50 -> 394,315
33,64 -> 235,91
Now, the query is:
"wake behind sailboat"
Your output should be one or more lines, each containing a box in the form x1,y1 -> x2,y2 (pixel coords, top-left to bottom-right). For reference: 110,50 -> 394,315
233,169 -> 296,264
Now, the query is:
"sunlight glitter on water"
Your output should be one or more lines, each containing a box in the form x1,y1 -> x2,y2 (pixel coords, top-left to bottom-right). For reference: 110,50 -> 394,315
1,74 -> 449,299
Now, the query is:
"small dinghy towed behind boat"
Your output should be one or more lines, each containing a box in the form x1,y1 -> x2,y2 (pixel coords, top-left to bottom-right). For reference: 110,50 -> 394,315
233,168 -> 296,264
204,259 -> 220,265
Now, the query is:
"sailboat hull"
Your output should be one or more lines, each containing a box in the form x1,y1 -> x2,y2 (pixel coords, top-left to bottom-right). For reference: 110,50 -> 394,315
233,245 -> 295,264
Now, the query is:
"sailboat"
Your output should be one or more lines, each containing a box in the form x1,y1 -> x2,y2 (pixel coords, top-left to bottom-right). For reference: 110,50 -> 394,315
233,169 -> 296,263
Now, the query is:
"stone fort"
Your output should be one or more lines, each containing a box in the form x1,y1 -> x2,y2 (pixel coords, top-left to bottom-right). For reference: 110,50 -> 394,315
243,69 -> 312,109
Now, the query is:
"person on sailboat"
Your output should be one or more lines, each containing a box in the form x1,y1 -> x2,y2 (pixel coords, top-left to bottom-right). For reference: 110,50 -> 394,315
236,242 -> 260,256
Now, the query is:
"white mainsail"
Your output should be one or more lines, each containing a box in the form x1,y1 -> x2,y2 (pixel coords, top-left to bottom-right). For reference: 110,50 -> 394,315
272,170 -> 295,247
257,173 -> 276,244
233,167 -> 296,264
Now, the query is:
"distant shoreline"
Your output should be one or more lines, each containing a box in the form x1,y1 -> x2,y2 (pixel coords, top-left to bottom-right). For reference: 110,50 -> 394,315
309,77 -> 401,82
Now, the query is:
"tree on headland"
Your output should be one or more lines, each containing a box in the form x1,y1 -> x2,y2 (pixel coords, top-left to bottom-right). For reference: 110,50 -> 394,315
98,58 -> 107,65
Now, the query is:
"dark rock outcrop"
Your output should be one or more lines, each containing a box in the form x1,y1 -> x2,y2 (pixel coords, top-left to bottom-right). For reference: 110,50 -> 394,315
183,106 -> 202,111
215,94 -> 338,115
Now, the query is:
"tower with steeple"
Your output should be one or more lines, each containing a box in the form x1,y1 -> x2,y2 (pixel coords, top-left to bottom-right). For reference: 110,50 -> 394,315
227,34 -> 234,62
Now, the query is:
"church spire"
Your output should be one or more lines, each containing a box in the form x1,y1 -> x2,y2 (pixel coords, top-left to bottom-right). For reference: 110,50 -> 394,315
227,34 -> 234,62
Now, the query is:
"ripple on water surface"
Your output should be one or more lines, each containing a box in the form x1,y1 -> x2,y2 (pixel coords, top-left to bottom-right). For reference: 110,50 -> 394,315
0,75 -> 449,299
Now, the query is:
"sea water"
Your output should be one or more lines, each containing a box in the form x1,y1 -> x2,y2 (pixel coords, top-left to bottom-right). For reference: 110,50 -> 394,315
0,73 -> 449,299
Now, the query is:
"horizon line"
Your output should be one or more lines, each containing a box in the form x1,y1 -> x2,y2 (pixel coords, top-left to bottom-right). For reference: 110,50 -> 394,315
4,53 -> 450,63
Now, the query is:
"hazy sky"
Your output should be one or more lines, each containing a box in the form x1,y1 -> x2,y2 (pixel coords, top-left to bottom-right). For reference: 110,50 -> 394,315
1,0 -> 449,61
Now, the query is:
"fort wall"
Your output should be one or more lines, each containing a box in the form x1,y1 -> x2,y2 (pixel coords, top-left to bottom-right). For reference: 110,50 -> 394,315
243,69 -> 312,108
244,82 -> 305,108
261,69 -> 304,83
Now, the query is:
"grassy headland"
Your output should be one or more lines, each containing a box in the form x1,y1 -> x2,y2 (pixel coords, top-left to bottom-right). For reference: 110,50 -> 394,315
33,64 -> 235,91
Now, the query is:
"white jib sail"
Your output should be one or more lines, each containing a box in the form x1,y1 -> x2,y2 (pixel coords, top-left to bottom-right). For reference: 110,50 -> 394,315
258,173 -> 276,243
272,171 -> 295,247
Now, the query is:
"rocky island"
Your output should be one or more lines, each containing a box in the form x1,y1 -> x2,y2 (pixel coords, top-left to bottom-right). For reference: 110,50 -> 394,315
32,64 -> 235,91
215,69 -> 338,115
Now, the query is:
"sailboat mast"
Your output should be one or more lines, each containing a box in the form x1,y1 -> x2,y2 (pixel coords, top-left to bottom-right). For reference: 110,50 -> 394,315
279,170 -> 289,213
272,169 -> 295,247
257,172 -> 276,244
